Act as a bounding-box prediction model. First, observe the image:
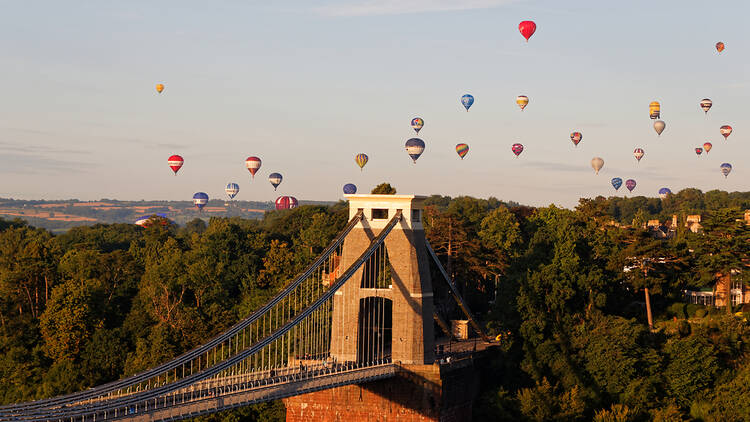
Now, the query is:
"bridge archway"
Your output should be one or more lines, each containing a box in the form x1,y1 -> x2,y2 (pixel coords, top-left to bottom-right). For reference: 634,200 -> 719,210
357,297 -> 392,364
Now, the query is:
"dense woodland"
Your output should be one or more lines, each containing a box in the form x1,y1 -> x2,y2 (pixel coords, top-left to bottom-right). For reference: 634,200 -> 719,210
0,187 -> 749,421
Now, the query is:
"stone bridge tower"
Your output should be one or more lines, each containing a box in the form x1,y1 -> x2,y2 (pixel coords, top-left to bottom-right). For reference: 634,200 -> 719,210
330,194 -> 435,365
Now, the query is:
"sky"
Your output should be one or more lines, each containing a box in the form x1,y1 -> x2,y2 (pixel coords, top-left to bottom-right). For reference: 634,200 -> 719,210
0,0 -> 748,208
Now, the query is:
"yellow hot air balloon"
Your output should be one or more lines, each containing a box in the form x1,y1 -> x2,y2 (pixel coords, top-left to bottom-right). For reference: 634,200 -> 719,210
155,83 -> 165,94
516,95 -> 529,111
649,101 -> 660,119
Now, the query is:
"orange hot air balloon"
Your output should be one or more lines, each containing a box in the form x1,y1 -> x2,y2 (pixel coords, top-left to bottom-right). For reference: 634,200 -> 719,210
155,83 -> 164,94
703,142 -> 712,154
716,42 -> 725,53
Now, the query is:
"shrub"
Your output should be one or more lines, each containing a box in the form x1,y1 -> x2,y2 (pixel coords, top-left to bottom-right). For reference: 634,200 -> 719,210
694,308 -> 707,319
685,304 -> 701,318
668,302 -> 686,319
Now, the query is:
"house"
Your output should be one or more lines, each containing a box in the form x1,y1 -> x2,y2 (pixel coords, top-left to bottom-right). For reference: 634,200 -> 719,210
684,270 -> 747,308
685,215 -> 702,233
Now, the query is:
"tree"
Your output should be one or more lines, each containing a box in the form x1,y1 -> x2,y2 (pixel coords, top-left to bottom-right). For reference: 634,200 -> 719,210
370,183 -> 396,194
39,280 -> 96,362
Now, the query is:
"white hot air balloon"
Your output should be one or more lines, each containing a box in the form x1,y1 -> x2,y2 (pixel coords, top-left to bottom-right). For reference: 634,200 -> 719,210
591,157 -> 604,174
654,120 -> 666,136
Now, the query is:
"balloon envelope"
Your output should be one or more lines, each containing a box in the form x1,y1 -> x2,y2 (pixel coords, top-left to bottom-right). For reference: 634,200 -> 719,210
455,143 -> 469,159
156,83 -> 164,93
649,101 -> 660,119
716,42 -> 725,53
411,117 -> 424,134
654,120 -> 666,136
516,95 -> 529,111
355,153 -> 369,170
634,148 -> 645,162
518,20 -> 537,41
461,94 -> 474,111
343,183 -> 357,195
625,179 -> 636,192
168,155 -> 184,174
591,157 -> 604,174
405,138 -> 426,163
695,147 -> 703,156
511,143 -> 524,157
268,173 -> 283,190
700,98 -> 712,113
245,157 -> 262,178
703,142 -> 713,153
275,196 -> 298,210
658,187 -> 672,199
225,183 -> 239,199
720,125 -> 732,139
611,177 -> 623,191
720,163 -> 732,178
192,192 -> 208,210
570,132 -> 582,147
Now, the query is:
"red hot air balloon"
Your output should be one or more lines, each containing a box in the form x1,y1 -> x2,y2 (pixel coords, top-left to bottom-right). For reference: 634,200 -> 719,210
168,155 -> 184,175
695,147 -> 703,156
275,196 -> 298,210
245,157 -> 262,178
716,42 -> 725,53
720,125 -> 732,139
703,142 -> 712,154
511,143 -> 524,157
570,131 -> 582,147
519,21 -> 537,42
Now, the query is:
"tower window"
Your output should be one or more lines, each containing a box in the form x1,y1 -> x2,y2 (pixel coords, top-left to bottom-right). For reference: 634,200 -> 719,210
372,209 -> 389,220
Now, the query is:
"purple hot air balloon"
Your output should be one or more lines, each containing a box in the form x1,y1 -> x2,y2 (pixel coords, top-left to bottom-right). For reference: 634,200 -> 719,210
625,179 -> 637,192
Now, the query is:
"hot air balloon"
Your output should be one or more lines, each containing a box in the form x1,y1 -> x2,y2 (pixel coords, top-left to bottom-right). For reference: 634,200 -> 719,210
720,163 -> 732,178
275,196 -> 298,210
658,188 -> 672,199
245,157 -> 262,179
156,83 -> 164,94
516,95 -> 529,111
168,155 -> 184,175
649,101 -> 660,119
625,179 -> 636,193
591,157 -> 604,174
633,148 -> 645,162
455,143 -> 469,159
405,138 -> 426,163
193,192 -> 208,211
518,20 -> 537,42
716,42 -> 725,53
225,183 -> 239,200
511,143 -> 524,157
343,183 -> 357,194
695,147 -> 703,156
570,132 -> 582,147
703,142 -> 713,154
461,94 -> 474,111
700,98 -> 712,114
411,117 -> 424,134
654,120 -> 666,136
611,177 -> 623,191
355,153 -> 369,170
268,173 -> 283,190
720,125 -> 732,139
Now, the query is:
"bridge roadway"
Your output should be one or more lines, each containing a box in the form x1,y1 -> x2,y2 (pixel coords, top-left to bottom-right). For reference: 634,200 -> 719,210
58,363 -> 399,422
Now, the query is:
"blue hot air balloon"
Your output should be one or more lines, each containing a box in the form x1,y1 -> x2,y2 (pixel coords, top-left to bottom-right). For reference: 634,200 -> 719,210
225,183 -> 240,199
611,177 -> 623,191
268,173 -> 283,190
343,183 -> 357,194
658,187 -> 672,199
461,94 -> 474,111
405,138 -> 426,163
193,192 -> 209,211
720,163 -> 732,178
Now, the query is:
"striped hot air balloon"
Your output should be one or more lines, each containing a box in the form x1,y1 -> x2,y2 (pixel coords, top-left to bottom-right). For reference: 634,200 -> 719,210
649,101 -> 660,119
411,117 -> 424,134
193,192 -> 208,211
268,173 -> 283,190
225,183 -> 240,199
275,196 -> 298,210
700,98 -> 712,114
245,157 -> 262,178
355,153 -> 369,171
455,143 -> 469,159
405,138 -> 425,163
695,147 -> 703,156
511,143 -> 524,157
168,155 -> 184,175
516,95 -> 529,111
703,142 -> 712,154
720,125 -> 732,139
633,148 -> 645,162
720,163 -> 732,178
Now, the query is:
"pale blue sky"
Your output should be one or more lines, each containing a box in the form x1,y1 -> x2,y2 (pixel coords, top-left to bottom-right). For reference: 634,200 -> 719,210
0,0 -> 747,207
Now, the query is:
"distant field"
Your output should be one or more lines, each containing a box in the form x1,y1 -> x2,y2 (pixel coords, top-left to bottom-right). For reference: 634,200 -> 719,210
0,198 -> 335,232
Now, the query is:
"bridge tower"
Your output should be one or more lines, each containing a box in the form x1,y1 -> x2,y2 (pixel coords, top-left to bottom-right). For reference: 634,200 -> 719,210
329,194 -> 434,365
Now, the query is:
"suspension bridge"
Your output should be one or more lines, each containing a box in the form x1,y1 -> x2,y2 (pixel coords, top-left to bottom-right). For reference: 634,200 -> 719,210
0,195 -> 492,422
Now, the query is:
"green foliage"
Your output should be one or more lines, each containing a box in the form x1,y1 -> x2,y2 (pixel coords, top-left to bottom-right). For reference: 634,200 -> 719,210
370,183 -> 396,194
